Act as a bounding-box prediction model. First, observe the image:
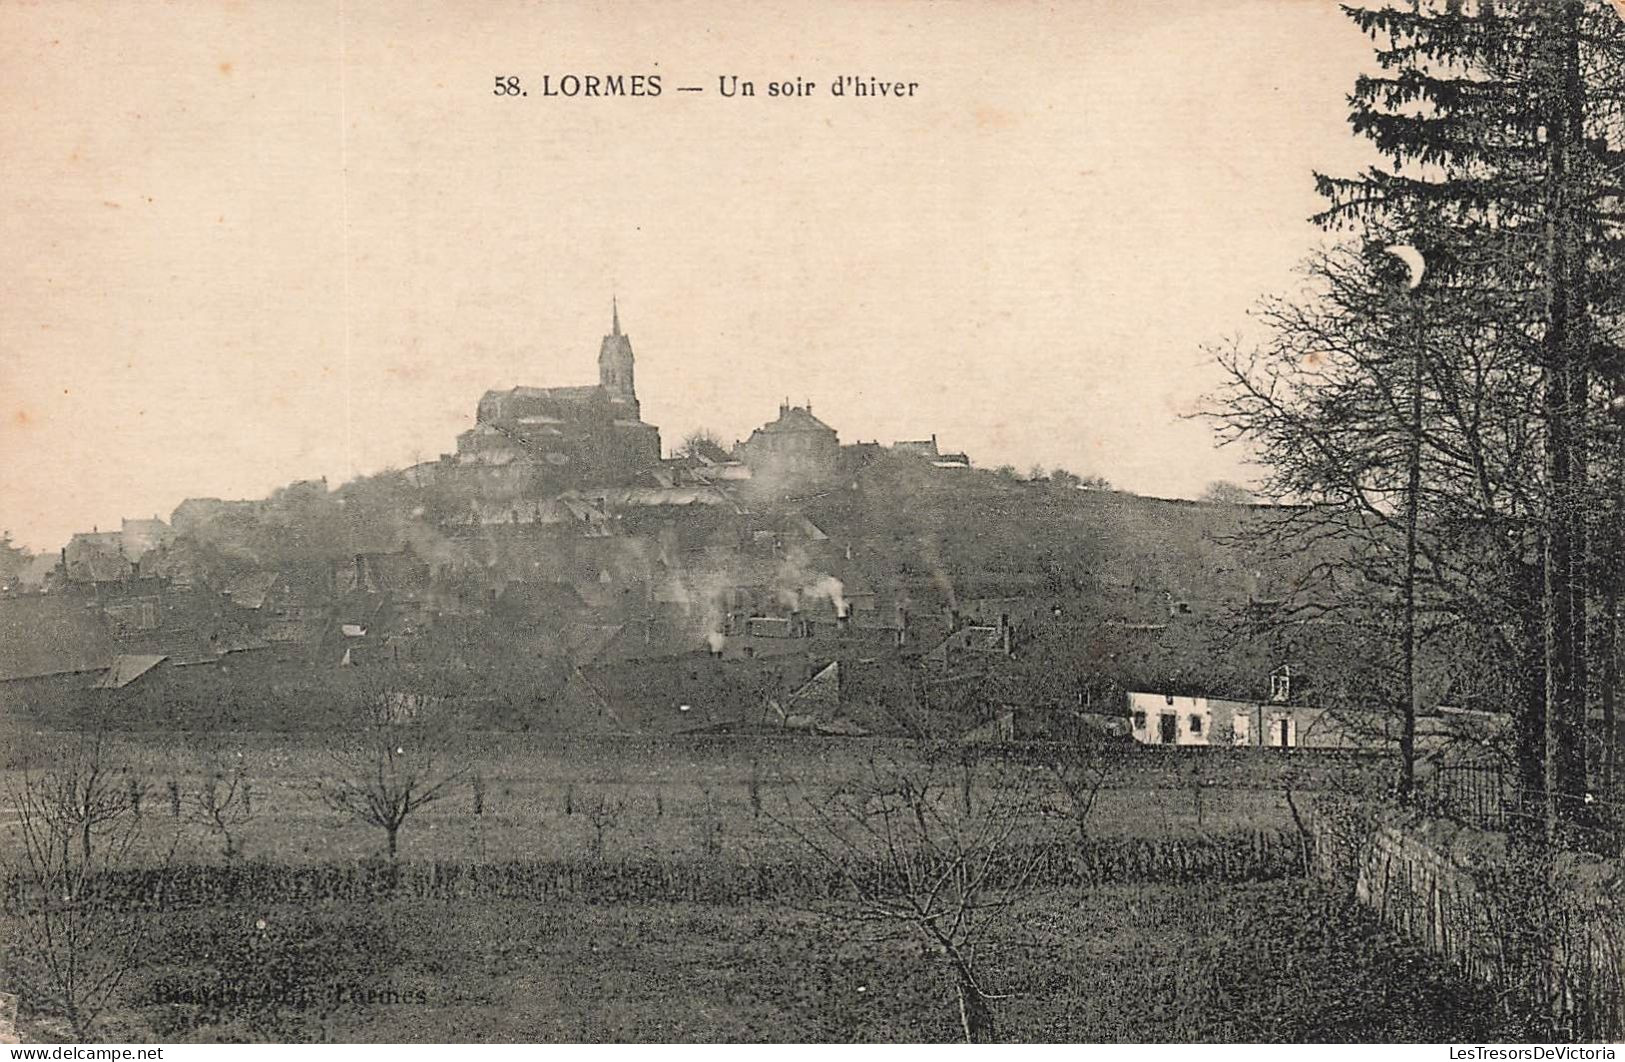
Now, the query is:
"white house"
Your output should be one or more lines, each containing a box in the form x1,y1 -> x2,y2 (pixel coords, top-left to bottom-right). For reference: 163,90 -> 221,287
1127,691 -> 1211,746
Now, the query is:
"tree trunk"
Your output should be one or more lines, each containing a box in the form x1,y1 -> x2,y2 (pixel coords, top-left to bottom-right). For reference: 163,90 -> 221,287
1541,0 -> 1591,844
386,824 -> 399,862
1602,426 -> 1622,820
1399,282 -> 1423,805
954,966 -> 995,1044
1515,612 -> 1549,843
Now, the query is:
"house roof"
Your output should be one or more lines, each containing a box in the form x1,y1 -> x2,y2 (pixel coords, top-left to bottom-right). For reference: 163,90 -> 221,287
92,654 -> 166,690
69,531 -> 123,549
583,486 -> 730,509
0,595 -> 117,681
224,571 -> 279,609
786,661 -> 841,717
479,385 -> 615,427
924,625 -> 1006,659
487,384 -> 604,406
562,623 -> 626,667
338,551 -> 431,594
753,405 -> 836,436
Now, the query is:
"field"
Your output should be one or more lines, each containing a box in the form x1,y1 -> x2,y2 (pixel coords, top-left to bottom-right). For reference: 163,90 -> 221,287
5,728 -> 1491,1044
85,881 -> 1524,1043
0,729 -> 1378,866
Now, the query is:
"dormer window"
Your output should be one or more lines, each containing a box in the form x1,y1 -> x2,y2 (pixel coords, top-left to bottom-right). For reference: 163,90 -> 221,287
1270,665 -> 1292,703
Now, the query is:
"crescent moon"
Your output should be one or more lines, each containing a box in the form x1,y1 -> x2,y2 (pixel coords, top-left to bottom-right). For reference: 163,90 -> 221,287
1384,244 -> 1426,290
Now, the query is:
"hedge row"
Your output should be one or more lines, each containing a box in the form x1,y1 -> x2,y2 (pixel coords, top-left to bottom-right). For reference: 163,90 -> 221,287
5,828 -> 1304,911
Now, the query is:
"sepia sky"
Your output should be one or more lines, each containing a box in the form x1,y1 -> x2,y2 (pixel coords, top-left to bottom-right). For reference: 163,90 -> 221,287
0,0 -> 1379,551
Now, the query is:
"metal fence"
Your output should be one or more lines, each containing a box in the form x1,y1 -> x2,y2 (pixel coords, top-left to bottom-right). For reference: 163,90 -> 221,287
1421,763 -> 1514,830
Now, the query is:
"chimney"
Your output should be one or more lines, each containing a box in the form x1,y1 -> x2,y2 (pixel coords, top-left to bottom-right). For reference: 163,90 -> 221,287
837,602 -> 851,631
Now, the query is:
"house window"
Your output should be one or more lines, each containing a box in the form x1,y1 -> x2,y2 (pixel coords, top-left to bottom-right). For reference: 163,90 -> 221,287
1189,714 -> 1203,735
1132,710 -> 1146,730
1270,666 -> 1292,703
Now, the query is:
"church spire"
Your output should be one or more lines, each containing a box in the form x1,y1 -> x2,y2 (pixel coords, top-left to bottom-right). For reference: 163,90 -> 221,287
600,295 -> 636,409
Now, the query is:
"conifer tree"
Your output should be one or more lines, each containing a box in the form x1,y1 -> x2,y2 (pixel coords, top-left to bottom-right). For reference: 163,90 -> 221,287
1296,1 -> 1623,837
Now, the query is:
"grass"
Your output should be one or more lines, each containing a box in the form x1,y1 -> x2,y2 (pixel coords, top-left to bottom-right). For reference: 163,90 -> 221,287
0,730 -> 1351,867
81,880 -> 1526,1043
5,728 -> 1443,1043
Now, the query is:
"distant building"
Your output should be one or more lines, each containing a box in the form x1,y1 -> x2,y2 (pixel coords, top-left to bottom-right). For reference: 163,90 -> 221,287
893,435 -> 940,459
923,617 -> 1015,671
1129,686 -> 1328,748
62,530 -> 131,584
60,517 -> 177,584
170,497 -> 265,536
455,301 -> 662,481
739,402 -> 840,486
1126,693 -> 1188,746
893,433 -> 970,469
1125,664 -> 1461,751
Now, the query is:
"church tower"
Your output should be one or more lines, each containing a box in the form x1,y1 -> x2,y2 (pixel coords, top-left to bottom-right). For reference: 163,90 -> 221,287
598,297 -> 638,413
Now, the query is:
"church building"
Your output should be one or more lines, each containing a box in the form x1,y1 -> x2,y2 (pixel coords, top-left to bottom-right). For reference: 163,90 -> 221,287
455,301 -> 662,483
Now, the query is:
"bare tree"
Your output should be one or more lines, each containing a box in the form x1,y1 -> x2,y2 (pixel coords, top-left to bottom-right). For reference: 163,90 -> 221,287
771,750 -> 1045,1042
696,788 -> 724,860
1041,735 -> 1128,849
314,679 -> 466,861
1199,480 -> 1255,505
678,428 -> 729,462
1047,468 -> 1082,492
1206,240 -> 1546,814
6,732 -> 166,1039
584,794 -> 627,859
189,757 -> 255,862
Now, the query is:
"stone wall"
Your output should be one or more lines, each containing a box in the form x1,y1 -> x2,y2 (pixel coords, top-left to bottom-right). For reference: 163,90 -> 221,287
1310,805 -> 1624,1042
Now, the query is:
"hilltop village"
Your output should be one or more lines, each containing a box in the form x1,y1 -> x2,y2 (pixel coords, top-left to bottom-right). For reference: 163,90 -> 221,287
0,305 -> 1492,751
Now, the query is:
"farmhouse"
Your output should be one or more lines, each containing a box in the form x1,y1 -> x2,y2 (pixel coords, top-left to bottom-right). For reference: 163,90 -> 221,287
1128,666 -> 1353,749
